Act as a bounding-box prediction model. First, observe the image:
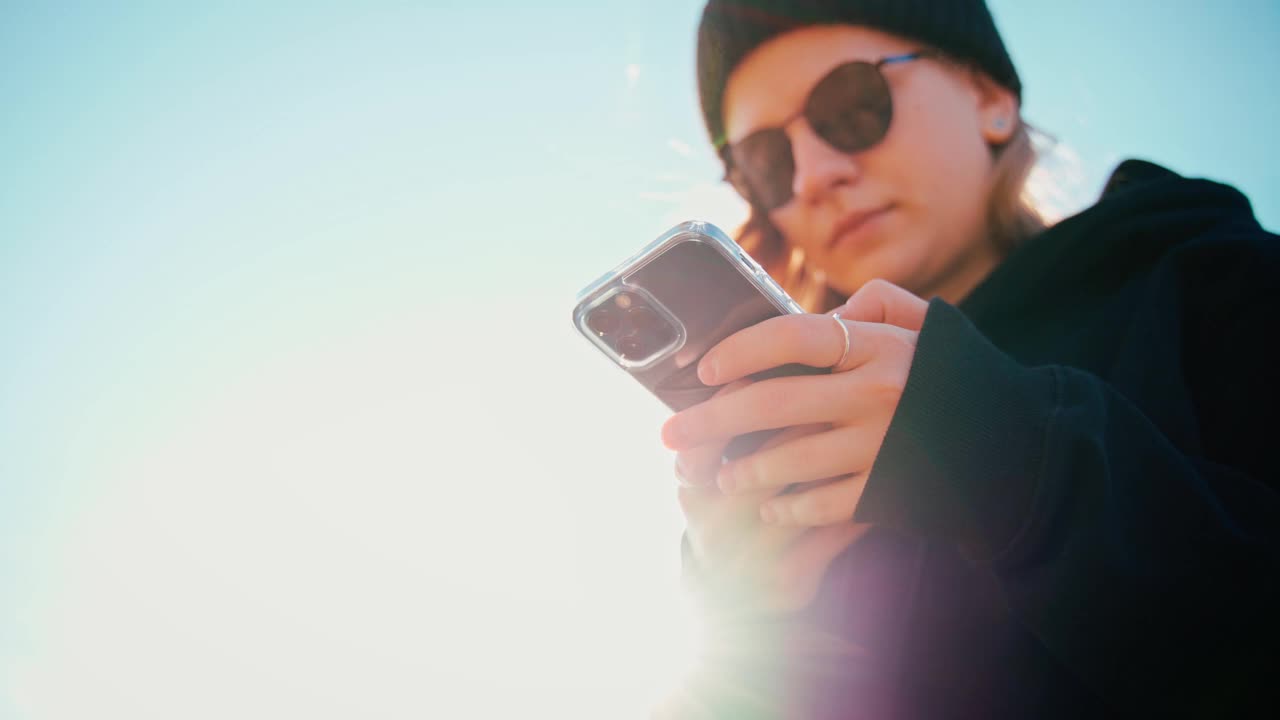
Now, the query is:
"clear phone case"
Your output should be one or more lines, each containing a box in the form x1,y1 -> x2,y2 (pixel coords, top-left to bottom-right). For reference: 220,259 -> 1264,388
573,221 -> 822,456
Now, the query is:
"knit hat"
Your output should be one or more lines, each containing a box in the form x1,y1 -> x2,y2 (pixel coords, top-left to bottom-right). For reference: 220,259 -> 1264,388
698,0 -> 1022,149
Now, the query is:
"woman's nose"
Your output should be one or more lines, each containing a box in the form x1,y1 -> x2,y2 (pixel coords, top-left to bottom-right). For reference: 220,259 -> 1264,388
789,122 -> 861,203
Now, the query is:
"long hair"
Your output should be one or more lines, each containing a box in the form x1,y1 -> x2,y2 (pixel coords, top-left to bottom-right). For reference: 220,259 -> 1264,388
735,120 -> 1046,313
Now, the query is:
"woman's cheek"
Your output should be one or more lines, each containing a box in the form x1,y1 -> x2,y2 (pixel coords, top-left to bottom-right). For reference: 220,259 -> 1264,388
769,205 -> 819,255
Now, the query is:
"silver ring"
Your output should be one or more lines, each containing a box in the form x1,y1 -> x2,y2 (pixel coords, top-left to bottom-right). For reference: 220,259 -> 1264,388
830,313 -> 851,370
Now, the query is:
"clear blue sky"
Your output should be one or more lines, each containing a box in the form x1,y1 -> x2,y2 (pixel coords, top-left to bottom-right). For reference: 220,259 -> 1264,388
3,2 -> 1277,717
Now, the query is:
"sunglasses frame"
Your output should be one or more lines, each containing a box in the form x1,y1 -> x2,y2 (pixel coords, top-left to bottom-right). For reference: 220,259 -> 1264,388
720,51 -> 932,211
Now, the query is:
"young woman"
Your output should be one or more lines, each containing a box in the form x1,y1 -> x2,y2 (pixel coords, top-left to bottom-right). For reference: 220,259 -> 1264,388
663,1 -> 1279,717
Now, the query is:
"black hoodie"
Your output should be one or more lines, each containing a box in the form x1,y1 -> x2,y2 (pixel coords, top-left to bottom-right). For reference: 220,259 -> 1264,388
679,160 -> 1280,719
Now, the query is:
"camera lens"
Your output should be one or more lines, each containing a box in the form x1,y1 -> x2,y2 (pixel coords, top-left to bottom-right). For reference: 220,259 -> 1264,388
601,293 -> 678,362
586,306 -> 619,336
617,333 -> 649,360
625,306 -> 664,333
616,327 -> 677,361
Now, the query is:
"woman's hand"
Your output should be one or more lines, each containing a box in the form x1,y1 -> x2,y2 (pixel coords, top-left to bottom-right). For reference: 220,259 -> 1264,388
665,280 -> 930,528
676,391 -> 869,613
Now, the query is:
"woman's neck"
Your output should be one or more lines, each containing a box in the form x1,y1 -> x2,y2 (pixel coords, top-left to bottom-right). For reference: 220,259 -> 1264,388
926,237 -> 1004,306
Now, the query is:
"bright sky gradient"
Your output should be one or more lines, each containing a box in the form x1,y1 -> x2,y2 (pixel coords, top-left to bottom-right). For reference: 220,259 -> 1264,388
3,2 -> 1277,718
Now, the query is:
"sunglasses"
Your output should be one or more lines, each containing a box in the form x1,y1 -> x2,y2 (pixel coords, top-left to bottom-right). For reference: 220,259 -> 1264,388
720,52 -> 930,211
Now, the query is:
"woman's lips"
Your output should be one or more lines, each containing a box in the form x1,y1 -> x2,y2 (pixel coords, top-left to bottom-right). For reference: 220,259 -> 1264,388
829,205 -> 893,252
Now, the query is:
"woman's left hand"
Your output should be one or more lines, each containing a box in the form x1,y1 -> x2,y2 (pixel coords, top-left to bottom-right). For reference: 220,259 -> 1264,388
662,280 -> 930,527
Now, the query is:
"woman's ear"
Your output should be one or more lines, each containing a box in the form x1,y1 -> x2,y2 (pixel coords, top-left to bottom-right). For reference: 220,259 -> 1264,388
970,70 -> 1020,145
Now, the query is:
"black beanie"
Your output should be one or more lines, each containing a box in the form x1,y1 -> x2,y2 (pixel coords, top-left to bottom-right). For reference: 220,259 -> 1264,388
698,0 -> 1022,149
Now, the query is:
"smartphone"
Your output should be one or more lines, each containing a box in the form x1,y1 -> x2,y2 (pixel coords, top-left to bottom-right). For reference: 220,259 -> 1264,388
572,220 -> 826,459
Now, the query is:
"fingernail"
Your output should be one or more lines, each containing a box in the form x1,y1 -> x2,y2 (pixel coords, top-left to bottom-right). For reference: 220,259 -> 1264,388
698,356 -> 718,385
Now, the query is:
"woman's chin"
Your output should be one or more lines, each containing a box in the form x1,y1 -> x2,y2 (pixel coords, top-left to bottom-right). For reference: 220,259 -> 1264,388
821,256 -> 909,298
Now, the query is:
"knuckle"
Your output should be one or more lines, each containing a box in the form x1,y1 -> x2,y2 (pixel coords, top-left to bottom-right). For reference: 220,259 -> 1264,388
682,449 -> 721,485
850,279 -> 891,311
863,278 -> 895,297
885,327 -> 919,355
866,370 -> 906,404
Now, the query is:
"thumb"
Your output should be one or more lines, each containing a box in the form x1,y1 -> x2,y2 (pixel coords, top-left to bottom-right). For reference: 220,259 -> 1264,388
835,279 -> 929,332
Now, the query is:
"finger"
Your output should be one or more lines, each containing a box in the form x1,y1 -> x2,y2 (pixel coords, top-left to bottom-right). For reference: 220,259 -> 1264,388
662,373 -> 851,451
695,314 -> 844,385
679,483 -> 802,572
835,279 -> 929,331
761,474 -> 869,527
677,484 -> 770,538
755,422 -> 830,452
717,425 -> 878,494
679,426 -> 828,528
698,314 -> 909,386
683,421 -> 830,491
675,444 -> 727,488
671,379 -> 754,487
678,416 -> 819,546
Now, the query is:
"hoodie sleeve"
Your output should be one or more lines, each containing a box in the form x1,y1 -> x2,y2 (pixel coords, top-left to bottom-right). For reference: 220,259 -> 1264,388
855,285 -> 1280,709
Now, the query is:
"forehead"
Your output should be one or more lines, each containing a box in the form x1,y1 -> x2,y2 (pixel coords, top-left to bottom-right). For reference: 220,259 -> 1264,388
722,24 -> 916,141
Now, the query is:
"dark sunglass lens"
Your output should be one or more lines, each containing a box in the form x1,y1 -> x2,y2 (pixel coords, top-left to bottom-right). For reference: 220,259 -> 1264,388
731,129 -> 796,210
806,62 -> 892,153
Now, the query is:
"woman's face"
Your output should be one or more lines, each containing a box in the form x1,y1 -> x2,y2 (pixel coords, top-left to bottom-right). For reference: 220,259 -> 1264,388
722,25 -> 1018,301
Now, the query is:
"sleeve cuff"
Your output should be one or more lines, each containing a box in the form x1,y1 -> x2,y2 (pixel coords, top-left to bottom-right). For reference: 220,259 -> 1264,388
853,299 -> 1058,563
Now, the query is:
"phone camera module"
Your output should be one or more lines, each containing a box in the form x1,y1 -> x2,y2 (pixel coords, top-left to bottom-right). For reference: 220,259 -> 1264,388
591,292 -> 678,364
616,333 -> 648,360
624,306 -> 663,331
586,306 -> 620,336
